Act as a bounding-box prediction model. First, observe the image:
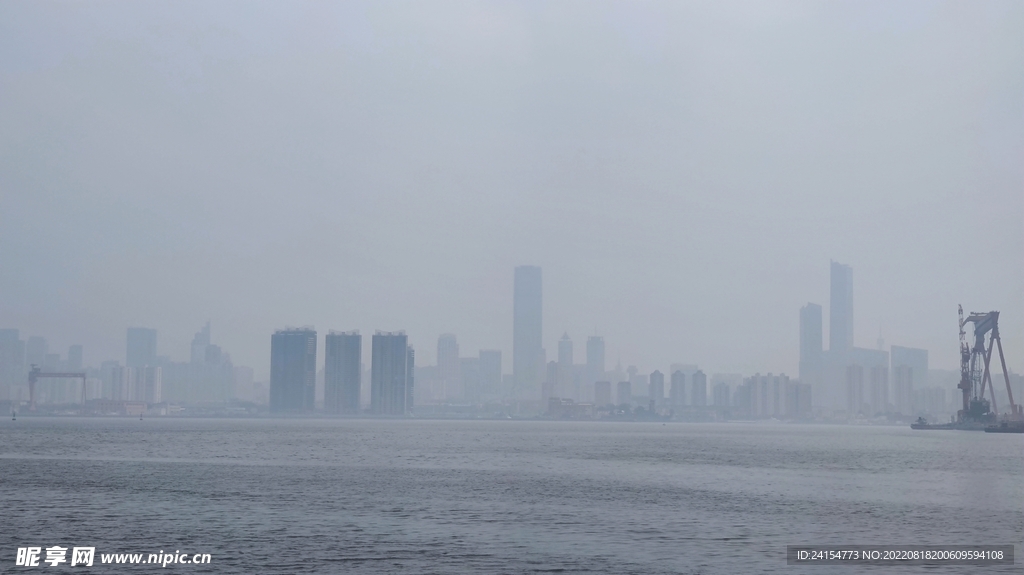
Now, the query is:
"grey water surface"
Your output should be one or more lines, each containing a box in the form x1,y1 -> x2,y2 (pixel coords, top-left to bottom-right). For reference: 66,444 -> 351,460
1,418 -> 1020,574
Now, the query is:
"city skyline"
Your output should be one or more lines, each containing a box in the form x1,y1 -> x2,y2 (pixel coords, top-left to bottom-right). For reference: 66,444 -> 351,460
3,4 -> 1019,383
0,260 -> 1005,386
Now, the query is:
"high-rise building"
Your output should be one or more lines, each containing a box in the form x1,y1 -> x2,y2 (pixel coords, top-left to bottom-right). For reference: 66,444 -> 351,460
869,365 -> 889,415
543,360 -> 558,401
67,345 -> 83,371
126,328 -> 157,368
325,331 -> 361,414
691,370 -> 707,407
406,346 -> 415,411
557,333 -> 573,399
586,336 -> 605,391
26,336 -> 48,369
437,334 -> 460,401
616,381 -> 631,406
892,364 -> 914,415
270,328 -> 317,413
594,381 -> 612,406
784,380 -> 813,418
110,365 -> 134,401
0,329 -> 25,400
670,370 -> 686,407
513,266 -> 542,400
460,357 -> 480,403
649,370 -> 665,403
371,331 -> 412,415
829,261 -> 854,353
891,346 -> 928,390
478,350 -> 502,399
233,365 -> 255,402
712,382 -> 730,407
846,364 -> 864,416
799,303 -> 823,390
190,321 -> 211,364
136,366 -> 162,403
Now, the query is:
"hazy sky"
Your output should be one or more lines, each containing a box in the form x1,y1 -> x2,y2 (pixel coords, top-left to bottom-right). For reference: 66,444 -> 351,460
1,1 -> 1021,380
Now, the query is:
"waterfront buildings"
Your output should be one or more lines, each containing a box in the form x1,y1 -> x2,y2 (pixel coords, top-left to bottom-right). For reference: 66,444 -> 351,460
513,266 -> 542,400
371,331 -> 414,415
437,333 -> 460,402
325,330 -> 361,414
126,327 -> 157,368
270,328 -> 317,413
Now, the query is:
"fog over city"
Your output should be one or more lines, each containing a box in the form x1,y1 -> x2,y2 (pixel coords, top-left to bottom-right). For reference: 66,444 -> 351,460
2,1 -> 1021,381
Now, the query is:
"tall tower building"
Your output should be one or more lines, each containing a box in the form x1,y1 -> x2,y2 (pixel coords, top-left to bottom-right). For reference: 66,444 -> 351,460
325,331 -> 361,414
126,327 -> 157,367
829,260 -> 854,353
26,336 -> 48,369
371,331 -> 412,415
270,328 -> 317,413
437,334 -> 460,401
67,345 -> 83,371
649,370 -> 665,403
670,370 -> 686,407
691,370 -> 708,407
190,321 -> 211,364
799,303 -> 823,386
479,350 -> 502,398
586,336 -> 605,390
513,265 -> 542,400
891,346 -> 928,390
557,333 -> 573,399
0,330 -> 25,401
406,346 -> 415,411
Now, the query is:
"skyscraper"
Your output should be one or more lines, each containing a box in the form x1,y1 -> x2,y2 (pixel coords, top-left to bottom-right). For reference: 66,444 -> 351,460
270,328 -> 317,413
829,261 -> 854,353
479,350 -> 502,399
325,331 -> 361,414
799,303 -> 823,387
0,329 -> 25,400
670,370 -> 686,407
594,381 -> 612,406
891,346 -> 928,390
67,345 -> 83,371
557,333 -> 573,399
846,365 -> 864,416
649,370 -> 665,403
437,334 -> 460,401
371,331 -> 412,415
406,346 -> 415,411
617,381 -> 632,406
126,327 -> 157,367
190,321 -> 211,364
691,370 -> 708,407
869,365 -> 889,415
460,357 -> 480,403
585,336 -> 605,390
513,265 -> 542,400
26,336 -> 48,369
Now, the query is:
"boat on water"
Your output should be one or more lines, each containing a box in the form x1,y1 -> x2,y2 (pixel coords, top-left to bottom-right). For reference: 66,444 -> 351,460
984,421 -> 1024,434
910,417 -> 988,431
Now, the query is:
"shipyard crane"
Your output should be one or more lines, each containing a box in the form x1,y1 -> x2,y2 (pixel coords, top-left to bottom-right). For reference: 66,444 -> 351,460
27,365 -> 87,412
957,306 -> 1019,423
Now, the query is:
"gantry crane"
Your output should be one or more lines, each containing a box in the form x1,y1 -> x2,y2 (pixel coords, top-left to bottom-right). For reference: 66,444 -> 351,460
957,306 -> 1019,423
27,365 -> 87,411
